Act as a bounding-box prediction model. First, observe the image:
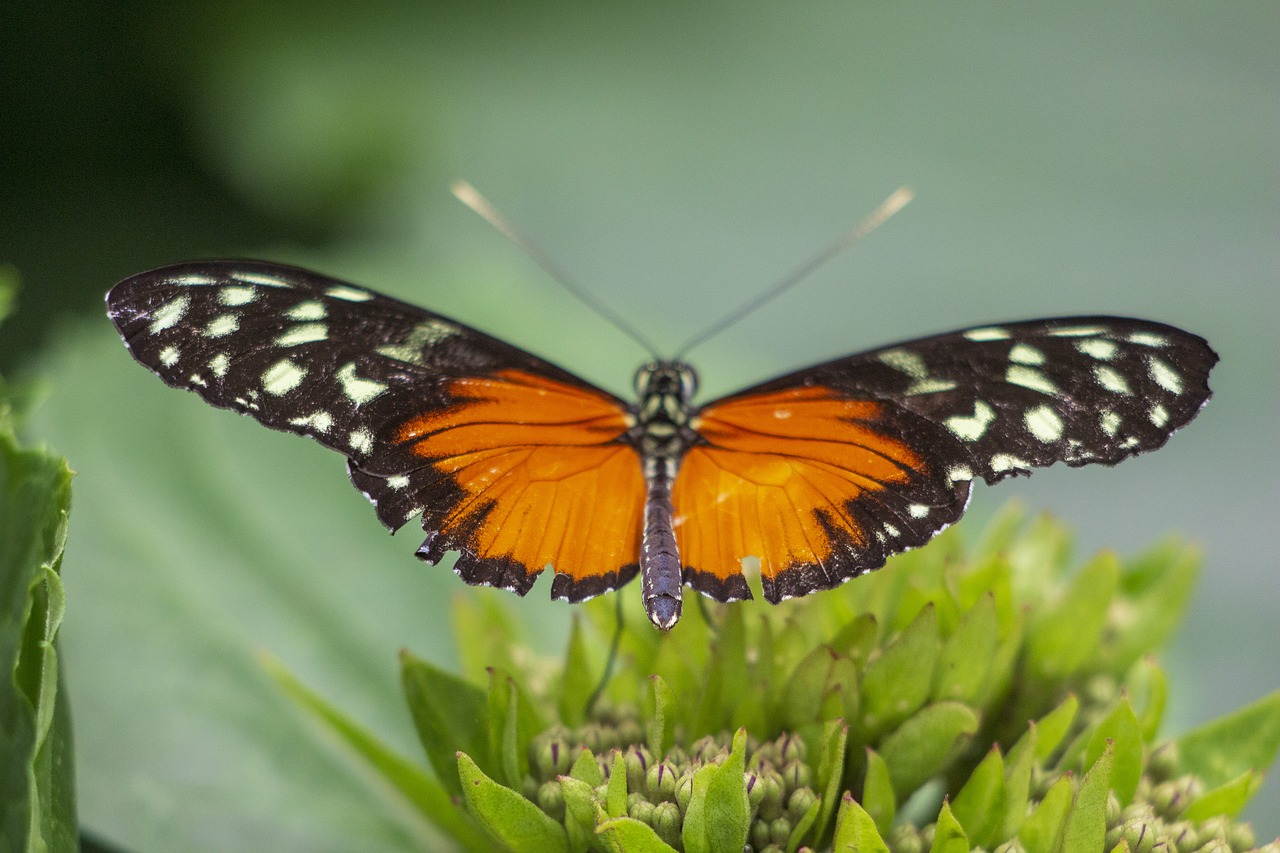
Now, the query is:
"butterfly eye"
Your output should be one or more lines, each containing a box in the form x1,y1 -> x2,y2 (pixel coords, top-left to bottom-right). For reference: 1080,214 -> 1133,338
633,362 -> 660,396
678,364 -> 699,401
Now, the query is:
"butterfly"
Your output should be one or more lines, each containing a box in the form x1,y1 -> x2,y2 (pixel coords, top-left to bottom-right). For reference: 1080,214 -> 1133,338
107,259 -> 1217,629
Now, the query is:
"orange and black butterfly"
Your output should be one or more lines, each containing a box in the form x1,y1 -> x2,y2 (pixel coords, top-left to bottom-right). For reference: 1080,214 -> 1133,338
107,259 -> 1216,629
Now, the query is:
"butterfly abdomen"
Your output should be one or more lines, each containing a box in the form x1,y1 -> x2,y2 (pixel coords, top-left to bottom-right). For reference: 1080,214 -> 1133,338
640,461 -> 683,629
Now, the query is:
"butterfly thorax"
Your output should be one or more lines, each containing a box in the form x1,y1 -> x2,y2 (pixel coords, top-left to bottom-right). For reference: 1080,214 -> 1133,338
630,361 -> 699,472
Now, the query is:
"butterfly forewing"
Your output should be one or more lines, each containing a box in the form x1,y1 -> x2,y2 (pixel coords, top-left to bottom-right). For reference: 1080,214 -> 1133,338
107,260 -> 642,598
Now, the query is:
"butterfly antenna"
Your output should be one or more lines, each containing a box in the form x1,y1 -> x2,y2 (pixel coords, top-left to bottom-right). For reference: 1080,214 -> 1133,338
452,181 -> 664,359
672,186 -> 915,360
585,593 -> 626,716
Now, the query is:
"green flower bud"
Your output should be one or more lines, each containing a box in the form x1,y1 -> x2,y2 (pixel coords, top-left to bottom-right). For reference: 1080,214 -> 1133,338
531,728 -> 573,780
746,771 -> 765,811
786,786 -> 818,823
769,816 -> 792,845
888,823 -> 924,853
750,819 -> 773,851
1149,775 -> 1203,818
537,780 -> 564,821
676,772 -> 695,812
652,801 -> 681,847
1225,822 -> 1255,852
779,732 -> 806,763
646,761 -> 678,802
624,745 -> 651,791
782,760 -> 813,793
628,794 -> 654,824
1147,742 -> 1181,782
754,770 -> 786,821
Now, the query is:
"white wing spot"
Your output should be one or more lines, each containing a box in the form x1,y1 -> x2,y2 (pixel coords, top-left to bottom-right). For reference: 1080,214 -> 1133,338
276,323 -> 329,346
1147,356 -> 1183,394
1049,324 -> 1108,337
883,523 -> 900,538
289,411 -> 334,433
203,314 -> 239,338
1075,338 -> 1118,361
878,348 -> 928,378
1120,436 -> 1141,449
287,301 -> 327,321
1149,403 -> 1170,428
1006,365 -> 1058,395
327,285 -> 372,302
189,374 -> 208,387
946,400 -> 997,442
1009,343 -> 1045,365
990,453 -> 1030,473
262,359 -> 306,395
159,345 -> 179,367
231,271 -> 290,287
349,428 -> 374,454
1024,404 -> 1065,443
908,504 -> 929,519
336,362 -> 387,405
963,327 -> 1010,342
376,320 -> 459,364
387,475 -> 410,490
147,295 -> 191,334
1100,410 -> 1122,437
1129,331 -> 1168,347
773,408 -> 792,419
1093,365 -> 1132,395
219,286 -> 257,306
209,353 -> 230,378
173,273 -> 216,286
874,530 -> 887,544
947,464 -> 973,482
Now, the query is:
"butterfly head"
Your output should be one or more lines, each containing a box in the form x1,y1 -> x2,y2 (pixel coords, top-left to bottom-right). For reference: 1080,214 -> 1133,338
634,361 -> 698,404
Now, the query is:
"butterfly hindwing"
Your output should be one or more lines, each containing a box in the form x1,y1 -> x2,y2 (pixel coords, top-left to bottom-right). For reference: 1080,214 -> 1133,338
107,260 -> 642,599
683,317 -> 1216,603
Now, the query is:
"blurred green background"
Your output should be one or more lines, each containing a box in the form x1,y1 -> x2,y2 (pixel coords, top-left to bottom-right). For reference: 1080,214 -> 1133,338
4,1 -> 1277,849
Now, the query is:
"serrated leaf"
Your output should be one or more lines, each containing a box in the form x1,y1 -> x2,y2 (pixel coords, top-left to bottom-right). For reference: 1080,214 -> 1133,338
558,615 -> 596,728
878,701 -> 980,796
1182,769 -> 1263,820
1085,698 -> 1141,805
860,748 -> 895,835
596,815 -> 679,853
929,800 -> 969,853
646,675 -> 676,759
704,728 -> 750,853
949,746 -> 1004,847
1020,776 -> 1072,853
401,649 -> 491,794
265,654 -> 490,850
1174,689 -> 1280,787
458,752 -> 568,853
1062,741 -> 1112,853
859,605 -> 940,738
831,792 -> 890,853
1025,552 -> 1119,680
933,593 -> 999,705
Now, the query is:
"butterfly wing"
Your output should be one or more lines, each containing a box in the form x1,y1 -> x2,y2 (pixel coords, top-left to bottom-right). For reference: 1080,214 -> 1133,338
107,260 -> 643,600
677,317 -> 1217,603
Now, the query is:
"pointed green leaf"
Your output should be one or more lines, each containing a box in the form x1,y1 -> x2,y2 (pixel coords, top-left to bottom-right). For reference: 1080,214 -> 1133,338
699,606 -> 749,733
264,655 -> 490,850
680,762 -> 718,853
1000,723 -> 1036,840
831,792 -> 890,853
928,800 -> 969,853
859,605 -> 940,737
878,702 -> 979,796
458,752 -> 569,853
559,615 -> 596,728
1126,658 -> 1168,742
1026,552 -> 1119,680
783,645 -> 853,730
569,747 -> 604,786
704,728 -> 750,853
1174,688 -> 1280,787
606,751 -> 628,817
452,590 -> 522,684
1106,540 -> 1200,671
933,593 -> 999,704
646,675 -> 676,759
401,649 -> 491,793
1020,776 -> 1072,853
1034,693 -> 1079,761
596,815 -> 679,853
949,746 -> 1005,847
812,721 -> 849,845
1063,742 -> 1112,853
1085,698 -> 1141,804
830,612 -> 878,668
860,748 -> 895,835
487,668 -> 543,789
1182,769 -> 1263,820
559,775 -> 602,851
785,792 -> 822,853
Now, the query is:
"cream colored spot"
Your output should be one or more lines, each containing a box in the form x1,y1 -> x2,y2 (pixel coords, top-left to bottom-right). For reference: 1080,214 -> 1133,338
879,348 -> 928,378
203,314 -> 239,338
219,286 -> 257,306
262,359 -> 306,395
1100,410 -> 1122,437
1093,365 -> 1132,395
376,320 -> 459,364
963,327 -> 1009,342
908,504 -> 929,519
327,285 -> 372,302
1075,338 -> 1118,361
991,454 -> 1029,473
174,273 -> 216,286
148,295 -> 190,334
209,353 -> 230,378
287,301 -> 327,321
1129,331 -> 1168,347
946,400 -> 997,442
336,363 -> 387,405
232,271 -> 289,287
1006,365 -> 1057,395
159,345 -> 179,367
773,409 -> 792,419
883,523 -> 900,538
1049,324 -> 1107,337
948,464 -> 973,482
1149,403 -> 1170,428
387,475 -> 410,490
1024,404 -> 1064,443
276,323 -> 328,346
1147,357 -> 1182,394
349,428 -> 374,454
289,411 -> 334,433
1009,343 -> 1045,365
189,374 -> 207,387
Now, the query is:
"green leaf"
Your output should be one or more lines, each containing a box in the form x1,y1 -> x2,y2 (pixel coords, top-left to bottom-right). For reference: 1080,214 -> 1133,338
1182,769 -> 1263,820
487,668 -> 543,790
1025,552 -> 1119,680
703,728 -> 750,853
401,649 -> 491,794
596,815 -> 679,853
831,792 -> 890,853
860,748 -> 895,835
1000,723 -> 1036,840
680,762 -> 718,853
878,702 -> 980,796
457,752 -> 569,853
1126,657 -> 1168,742
1,427 -> 77,851
1034,693 -> 1079,761
1062,741 -> 1112,853
932,593 -> 999,705
1020,776 -> 1072,853
1174,688 -> 1280,787
949,746 -> 1004,847
859,604 -> 940,738
782,645 -> 857,730
606,751 -> 628,817
569,747 -> 604,787
453,592 -> 524,685
558,775 -> 601,853
785,792 -> 821,853
697,606 -> 750,733
646,675 -> 676,759
558,616 -> 596,728
928,800 -> 969,853
1085,697 -> 1141,805
812,721 -> 849,846
1106,539 -> 1200,671
264,654 -> 490,850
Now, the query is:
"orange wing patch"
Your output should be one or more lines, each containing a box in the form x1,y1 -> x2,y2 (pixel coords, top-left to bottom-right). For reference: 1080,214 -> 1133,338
395,369 -> 643,600
674,386 -> 967,603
